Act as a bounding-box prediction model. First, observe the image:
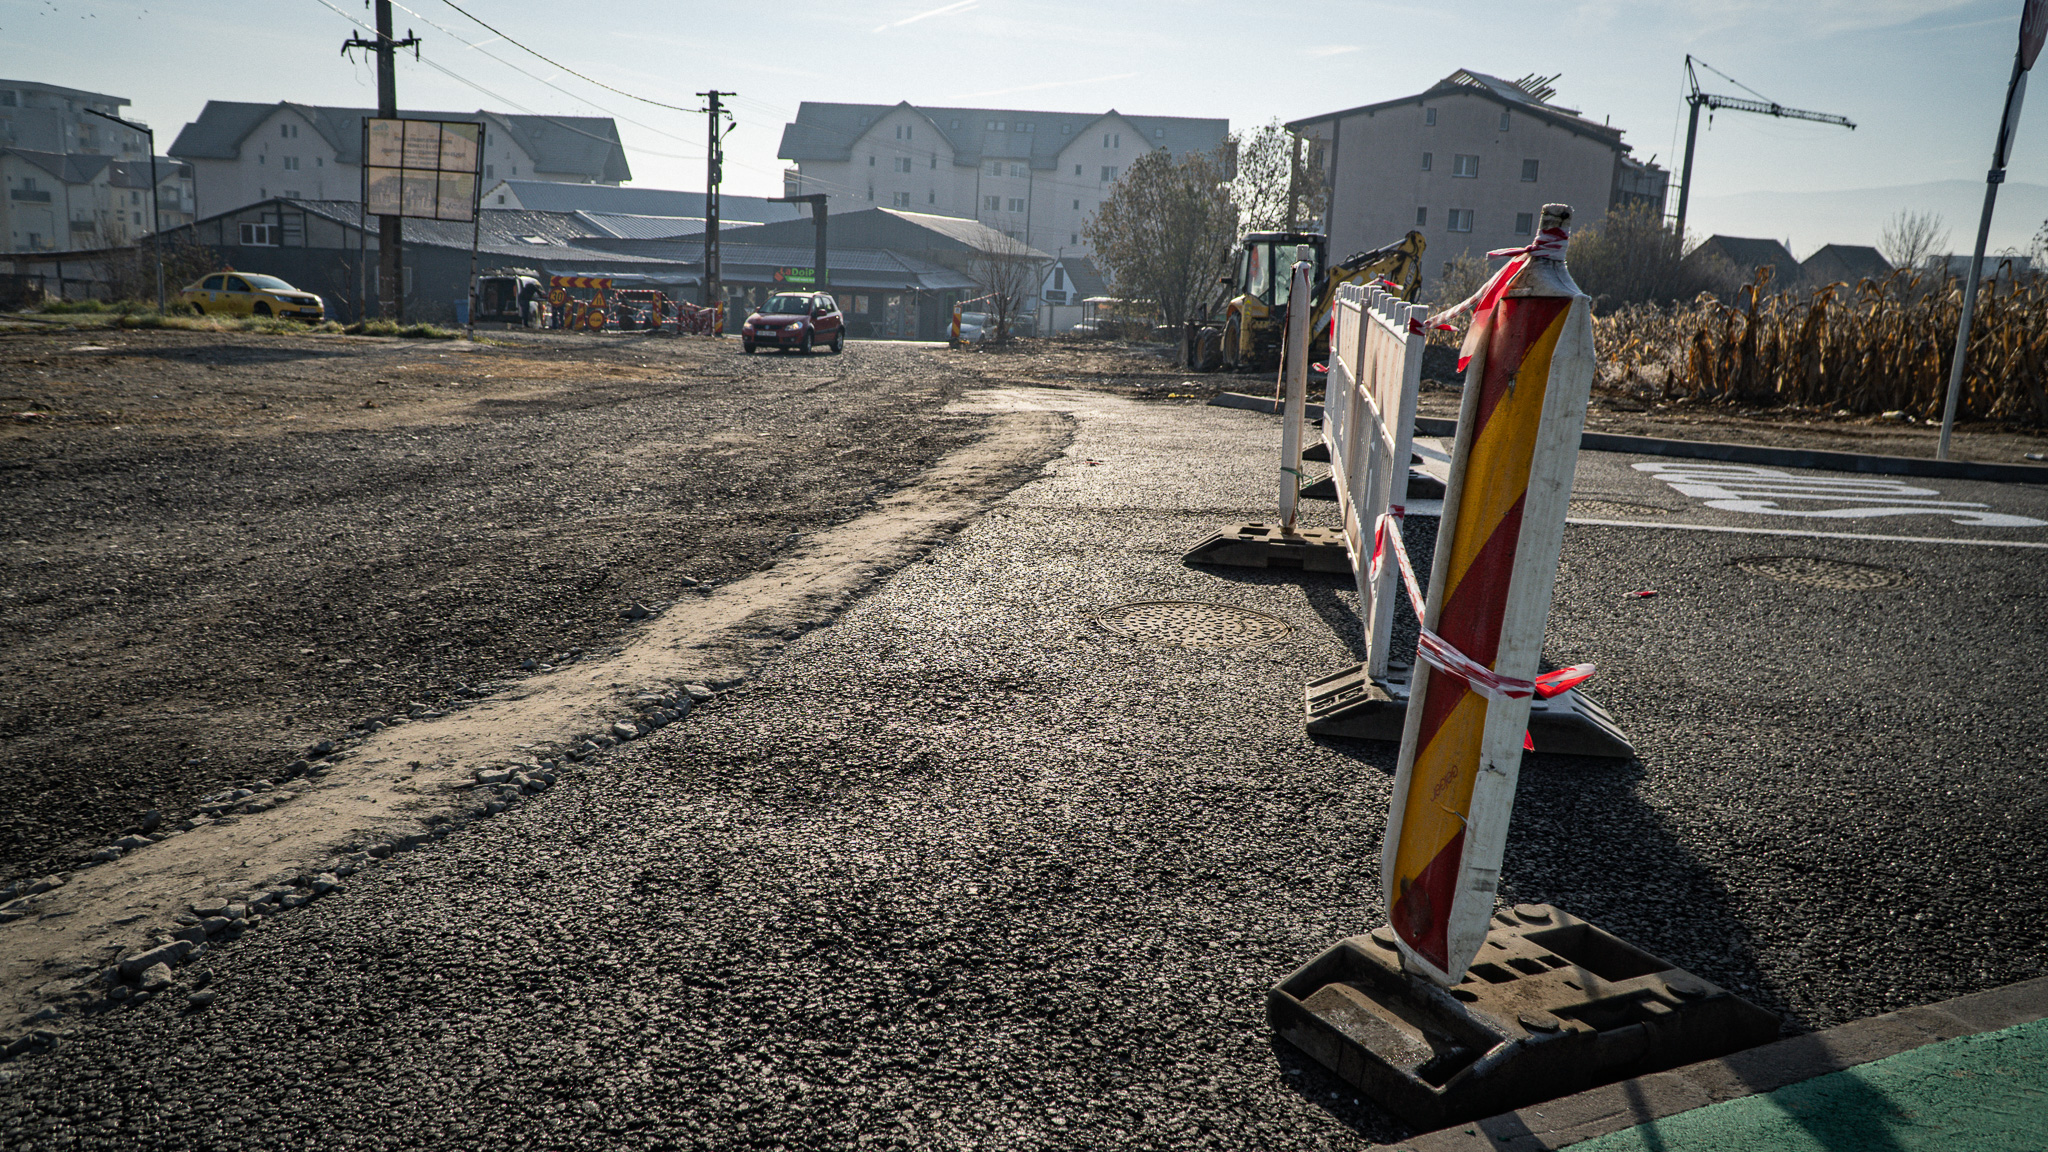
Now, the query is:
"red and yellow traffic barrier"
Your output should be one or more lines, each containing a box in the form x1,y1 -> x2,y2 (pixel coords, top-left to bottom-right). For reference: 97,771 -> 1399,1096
1382,204 -> 1599,985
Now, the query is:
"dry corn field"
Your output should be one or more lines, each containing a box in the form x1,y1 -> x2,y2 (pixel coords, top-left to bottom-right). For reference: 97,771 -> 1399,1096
1593,268 -> 2048,426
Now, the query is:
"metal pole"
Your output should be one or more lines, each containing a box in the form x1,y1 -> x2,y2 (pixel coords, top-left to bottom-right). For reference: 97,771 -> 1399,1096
700,90 -> 727,324
466,172 -> 482,340
147,132 -> 163,312
1939,53 -> 2030,460
814,198 -> 828,290
375,0 -> 404,321
1278,255 -> 1313,533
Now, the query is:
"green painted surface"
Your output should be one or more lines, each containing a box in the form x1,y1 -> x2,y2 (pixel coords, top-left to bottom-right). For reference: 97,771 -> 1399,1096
1568,1017 -> 2048,1152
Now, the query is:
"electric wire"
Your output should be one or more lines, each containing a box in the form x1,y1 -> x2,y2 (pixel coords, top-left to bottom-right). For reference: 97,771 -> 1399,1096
427,0 -> 694,112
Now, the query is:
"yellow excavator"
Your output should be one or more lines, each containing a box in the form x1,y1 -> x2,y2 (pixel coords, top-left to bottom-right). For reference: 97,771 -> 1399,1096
1194,229 -> 1427,372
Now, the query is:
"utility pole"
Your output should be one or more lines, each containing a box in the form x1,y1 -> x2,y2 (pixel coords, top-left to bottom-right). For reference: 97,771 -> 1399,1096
344,2 -> 419,320
699,90 -> 732,331
84,108 -> 162,311
770,193 -> 828,289
1673,56 -> 1853,239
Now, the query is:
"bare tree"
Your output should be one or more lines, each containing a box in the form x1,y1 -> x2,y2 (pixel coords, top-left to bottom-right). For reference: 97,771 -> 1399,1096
964,234 -> 1041,345
1567,203 -> 1739,307
1878,210 -> 1949,271
1085,146 -> 1238,334
1230,120 -> 1324,236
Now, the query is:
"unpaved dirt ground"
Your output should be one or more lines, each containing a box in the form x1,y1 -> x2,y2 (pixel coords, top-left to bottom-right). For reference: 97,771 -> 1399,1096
0,328 -> 1050,886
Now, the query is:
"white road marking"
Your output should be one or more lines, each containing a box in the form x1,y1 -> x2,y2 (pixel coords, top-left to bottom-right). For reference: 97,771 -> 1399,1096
1566,517 -> 2048,550
1631,462 -> 2048,528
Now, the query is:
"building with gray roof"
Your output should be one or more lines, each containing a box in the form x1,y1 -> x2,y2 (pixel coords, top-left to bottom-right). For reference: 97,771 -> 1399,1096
1288,69 -> 1668,267
1687,235 -> 1804,292
1800,244 -> 1892,286
776,101 -> 1227,260
169,101 -> 629,220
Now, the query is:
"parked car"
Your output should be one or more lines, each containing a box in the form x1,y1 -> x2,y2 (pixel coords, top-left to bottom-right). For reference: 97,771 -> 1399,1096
1069,318 -> 1114,335
176,271 -> 325,320
741,291 -> 844,354
955,311 -> 991,343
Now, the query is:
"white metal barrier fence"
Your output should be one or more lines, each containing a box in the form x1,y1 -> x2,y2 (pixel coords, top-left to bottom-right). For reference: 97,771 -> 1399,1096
1322,282 -> 1430,680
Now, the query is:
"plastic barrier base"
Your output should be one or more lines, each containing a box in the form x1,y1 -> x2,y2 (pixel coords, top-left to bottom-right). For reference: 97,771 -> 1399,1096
1182,524 -> 1352,572
1299,467 -> 1445,502
1267,904 -> 1781,1131
1304,664 -> 1635,758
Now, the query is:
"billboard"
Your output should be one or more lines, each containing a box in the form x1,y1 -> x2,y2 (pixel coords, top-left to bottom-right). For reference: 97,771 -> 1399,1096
363,118 -> 482,223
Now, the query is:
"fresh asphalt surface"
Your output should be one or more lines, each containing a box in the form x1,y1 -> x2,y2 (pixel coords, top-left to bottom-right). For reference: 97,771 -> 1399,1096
2,388 -> 2045,1149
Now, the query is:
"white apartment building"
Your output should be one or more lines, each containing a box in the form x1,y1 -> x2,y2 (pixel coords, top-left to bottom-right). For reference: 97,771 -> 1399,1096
777,101 -> 1228,259
0,79 -> 195,252
170,102 -> 630,220
1287,70 -> 1668,268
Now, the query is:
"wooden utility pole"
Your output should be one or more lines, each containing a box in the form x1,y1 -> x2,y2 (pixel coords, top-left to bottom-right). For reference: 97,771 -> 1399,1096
699,91 -> 731,326
345,2 -> 419,319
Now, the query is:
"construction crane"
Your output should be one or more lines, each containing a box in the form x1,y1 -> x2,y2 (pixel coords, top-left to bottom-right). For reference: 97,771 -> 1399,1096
1674,55 -> 1855,237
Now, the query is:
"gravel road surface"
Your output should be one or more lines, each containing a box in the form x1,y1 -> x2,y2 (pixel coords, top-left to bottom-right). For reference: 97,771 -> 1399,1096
0,330 -> 996,878
1,383 -> 2043,1150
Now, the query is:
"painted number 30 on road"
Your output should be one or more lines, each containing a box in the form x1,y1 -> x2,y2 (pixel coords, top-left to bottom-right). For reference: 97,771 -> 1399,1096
1634,462 -> 2048,528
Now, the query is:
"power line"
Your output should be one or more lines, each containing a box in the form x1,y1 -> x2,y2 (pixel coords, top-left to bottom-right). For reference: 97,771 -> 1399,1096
307,0 -> 704,162
427,0 -> 694,112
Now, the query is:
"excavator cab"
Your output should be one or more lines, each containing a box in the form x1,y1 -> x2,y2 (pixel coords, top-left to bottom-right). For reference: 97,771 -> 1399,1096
1209,231 -> 1326,371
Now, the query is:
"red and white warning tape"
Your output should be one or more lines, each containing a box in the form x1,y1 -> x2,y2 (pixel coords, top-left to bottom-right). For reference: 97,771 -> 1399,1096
1367,511 -> 1594,704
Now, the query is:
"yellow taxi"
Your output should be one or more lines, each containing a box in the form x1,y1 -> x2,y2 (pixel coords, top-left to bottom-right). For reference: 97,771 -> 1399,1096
176,271 -> 326,320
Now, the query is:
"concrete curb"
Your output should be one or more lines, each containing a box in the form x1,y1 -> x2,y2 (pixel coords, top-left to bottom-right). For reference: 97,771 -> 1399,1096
1374,975 -> 2048,1150
1209,394 -> 2048,485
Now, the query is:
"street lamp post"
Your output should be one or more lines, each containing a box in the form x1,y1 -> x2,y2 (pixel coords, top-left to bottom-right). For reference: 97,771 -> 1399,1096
84,107 -> 164,312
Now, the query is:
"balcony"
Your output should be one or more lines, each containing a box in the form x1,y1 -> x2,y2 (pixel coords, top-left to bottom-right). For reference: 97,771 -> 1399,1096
9,188 -> 52,202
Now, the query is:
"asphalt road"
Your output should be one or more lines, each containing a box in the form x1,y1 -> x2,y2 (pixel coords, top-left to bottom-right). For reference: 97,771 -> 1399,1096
2,390 -> 2043,1150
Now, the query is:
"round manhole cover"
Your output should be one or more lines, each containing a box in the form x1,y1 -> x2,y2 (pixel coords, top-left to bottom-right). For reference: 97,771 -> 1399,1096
1731,555 -> 1908,590
1093,600 -> 1294,647
1570,499 -> 1670,519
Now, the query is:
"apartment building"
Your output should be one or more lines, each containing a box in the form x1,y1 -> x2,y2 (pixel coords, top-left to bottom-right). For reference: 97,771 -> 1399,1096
170,102 -> 630,219
1287,70 -> 1669,266
777,101 -> 1228,259
0,79 -> 195,252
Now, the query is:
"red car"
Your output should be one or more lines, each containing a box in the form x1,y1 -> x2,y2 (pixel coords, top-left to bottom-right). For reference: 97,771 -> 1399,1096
741,291 -> 845,354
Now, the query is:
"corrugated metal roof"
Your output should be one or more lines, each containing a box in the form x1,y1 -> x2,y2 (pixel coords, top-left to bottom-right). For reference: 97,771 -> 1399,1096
777,100 -> 1227,169
169,102 -> 630,183
491,180 -> 800,222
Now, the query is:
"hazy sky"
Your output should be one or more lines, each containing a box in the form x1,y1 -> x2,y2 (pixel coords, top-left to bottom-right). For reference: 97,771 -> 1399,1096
6,0 -> 2045,249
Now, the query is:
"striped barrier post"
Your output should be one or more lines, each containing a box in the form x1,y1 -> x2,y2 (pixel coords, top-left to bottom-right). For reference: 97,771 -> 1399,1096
1267,206 -> 1772,1127
1381,203 -> 1598,985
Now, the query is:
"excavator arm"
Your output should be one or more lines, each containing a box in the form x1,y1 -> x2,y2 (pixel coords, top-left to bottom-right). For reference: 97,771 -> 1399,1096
1308,230 -> 1427,339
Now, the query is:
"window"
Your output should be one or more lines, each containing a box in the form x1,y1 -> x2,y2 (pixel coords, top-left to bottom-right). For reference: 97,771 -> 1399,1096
1448,209 -> 1473,232
1008,197 -> 1024,211
1500,108 -> 1511,131
316,157 -> 324,167
0,91 -> 14,107
895,124 -> 912,140
1514,212 -> 1533,235
893,191 -> 912,207
1520,158 -> 1539,182
1421,151 -> 1432,171
988,160 -> 1002,176
928,190 -> 936,203
985,195 -> 1001,211
1052,267 -> 1065,290
496,194 -> 506,204
988,120 -> 1004,131
930,156 -> 937,169
1073,164 -> 1082,176
1453,154 -> 1479,178
1416,207 -> 1427,226
257,154 -> 265,165
1070,233 -> 1078,244
202,274 -> 226,290
282,189 -> 300,199
1019,122 -> 1033,132
1100,165 -> 1117,182
1103,132 -> 1120,148
239,223 -> 279,246
895,157 -> 913,172
950,118 -> 960,129
1072,199 -> 1080,209
866,186 -> 874,200
1424,107 -> 1437,126
485,164 -> 493,179
280,123 -> 296,138
1010,163 -> 1027,177
1061,124 -> 1071,134
868,155 -> 876,166
1154,128 -> 1164,138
